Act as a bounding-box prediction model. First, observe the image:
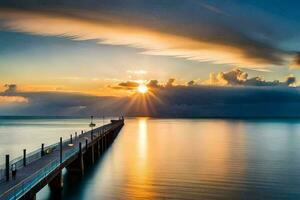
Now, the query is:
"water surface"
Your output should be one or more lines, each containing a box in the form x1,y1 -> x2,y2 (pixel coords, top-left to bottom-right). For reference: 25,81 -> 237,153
1,118 -> 300,199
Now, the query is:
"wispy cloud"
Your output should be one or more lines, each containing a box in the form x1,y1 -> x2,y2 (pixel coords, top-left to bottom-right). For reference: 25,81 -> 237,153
126,70 -> 147,75
0,0 -> 296,68
56,77 -> 82,80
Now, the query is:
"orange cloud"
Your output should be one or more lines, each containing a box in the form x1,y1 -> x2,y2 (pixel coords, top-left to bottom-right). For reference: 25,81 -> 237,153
290,52 -> 300,69
0,96 -> 28,104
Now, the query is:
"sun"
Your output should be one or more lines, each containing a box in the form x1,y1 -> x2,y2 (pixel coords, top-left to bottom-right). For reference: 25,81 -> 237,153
137,84 -> 148,94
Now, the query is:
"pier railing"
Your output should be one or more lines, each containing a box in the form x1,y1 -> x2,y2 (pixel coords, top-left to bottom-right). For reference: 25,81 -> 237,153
0,119 -> 122,184
5,160 -> 60,200
2,120 -> 124,200
0,138 -> 70,184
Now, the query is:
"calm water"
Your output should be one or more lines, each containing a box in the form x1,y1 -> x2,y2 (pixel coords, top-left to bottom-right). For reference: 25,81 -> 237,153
1,118 -> 300,199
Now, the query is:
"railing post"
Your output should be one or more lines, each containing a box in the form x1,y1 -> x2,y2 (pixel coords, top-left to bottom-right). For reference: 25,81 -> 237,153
60,137 -> 63,163
104,134 -> 106,149
101,135 -> 104,153
97,139 -> 100,154
70,134 -> 73,144
5,154 -> 9,181
41,143 -> 45,157
75,132 -> 77,139
91,130 -> 93,141
23,149 -> 26,166
85,139 -> 88,151
79,142 -> 82,155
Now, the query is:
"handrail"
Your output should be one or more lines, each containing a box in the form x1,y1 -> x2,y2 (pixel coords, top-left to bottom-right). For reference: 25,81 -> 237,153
1,159 -> 60,200
2,145 -> 81,200
0,119 -> 124,184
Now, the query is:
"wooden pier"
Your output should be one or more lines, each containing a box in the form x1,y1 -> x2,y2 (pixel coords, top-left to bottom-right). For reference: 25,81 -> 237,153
0,118 -> 124,200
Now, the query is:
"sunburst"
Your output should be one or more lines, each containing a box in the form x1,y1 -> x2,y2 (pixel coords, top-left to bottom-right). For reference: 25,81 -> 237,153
137,84 -> 148,94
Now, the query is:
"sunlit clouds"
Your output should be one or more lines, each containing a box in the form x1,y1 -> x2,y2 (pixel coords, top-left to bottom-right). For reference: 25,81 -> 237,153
0,96 -> 28,104
203,69 -> 297,87
2,78 -> 300,117
0,8 -> 295,68
1,0 -> 300,117
290,53 -> 300,69
112,68 -> 297,91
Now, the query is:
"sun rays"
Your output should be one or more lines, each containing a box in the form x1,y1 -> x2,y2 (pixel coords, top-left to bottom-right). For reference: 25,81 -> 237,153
120,81 -> 163,116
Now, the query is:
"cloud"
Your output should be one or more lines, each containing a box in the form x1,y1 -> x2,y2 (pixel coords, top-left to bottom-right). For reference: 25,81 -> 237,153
0,91 -> 127,116
0,84 -> 28,105
144,86 -> 300,118
0,78 -> 299,117
127,70 -> 147,75
286,76 -> 297,86
166,78 -> 175,87
147,80 -> 161,88
112,68 -> 296,90
205,69 -> 296,86
0,1 -> 297,67
0,96 -> 28,104
187,80 -> 195,86
111,81 -> 139,90
290,52 -> 300,68
4,84 -> 17,94
2,86 -> 300,117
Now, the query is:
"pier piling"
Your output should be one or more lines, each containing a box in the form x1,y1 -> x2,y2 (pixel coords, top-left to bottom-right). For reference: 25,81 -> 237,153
5,155 -> 9,182
41,143 -> 45,157
60,137 -> 62,163
23,149 -> 26,166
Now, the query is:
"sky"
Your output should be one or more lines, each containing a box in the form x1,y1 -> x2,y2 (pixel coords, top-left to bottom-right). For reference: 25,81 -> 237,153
1,0 -> 300,117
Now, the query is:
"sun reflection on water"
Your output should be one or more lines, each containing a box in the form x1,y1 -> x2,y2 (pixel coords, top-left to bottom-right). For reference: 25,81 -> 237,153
138,117 -> 148,160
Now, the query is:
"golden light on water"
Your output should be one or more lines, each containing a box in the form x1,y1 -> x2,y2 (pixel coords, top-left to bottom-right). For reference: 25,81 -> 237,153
137,84 -> 148,94
138,117 -> 148,159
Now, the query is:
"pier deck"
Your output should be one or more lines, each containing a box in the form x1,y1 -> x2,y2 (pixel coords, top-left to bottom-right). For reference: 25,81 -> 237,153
0,118 -> 124,200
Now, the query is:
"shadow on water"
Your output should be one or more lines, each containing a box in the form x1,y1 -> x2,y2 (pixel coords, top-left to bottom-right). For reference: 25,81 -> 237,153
46,148 -> 113,200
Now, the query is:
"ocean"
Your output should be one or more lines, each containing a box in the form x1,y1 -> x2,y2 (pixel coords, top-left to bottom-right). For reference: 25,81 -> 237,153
1,117 -> 300,199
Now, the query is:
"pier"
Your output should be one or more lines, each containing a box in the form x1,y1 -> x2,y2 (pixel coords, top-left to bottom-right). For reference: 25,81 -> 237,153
0,117 -> 124,200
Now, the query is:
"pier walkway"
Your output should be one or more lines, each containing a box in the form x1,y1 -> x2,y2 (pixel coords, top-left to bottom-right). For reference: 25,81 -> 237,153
0,118 -> 124,200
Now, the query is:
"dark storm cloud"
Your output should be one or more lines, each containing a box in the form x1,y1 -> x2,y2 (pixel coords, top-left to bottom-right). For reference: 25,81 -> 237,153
141,86 -> 300,118
0,0 -> 298,66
